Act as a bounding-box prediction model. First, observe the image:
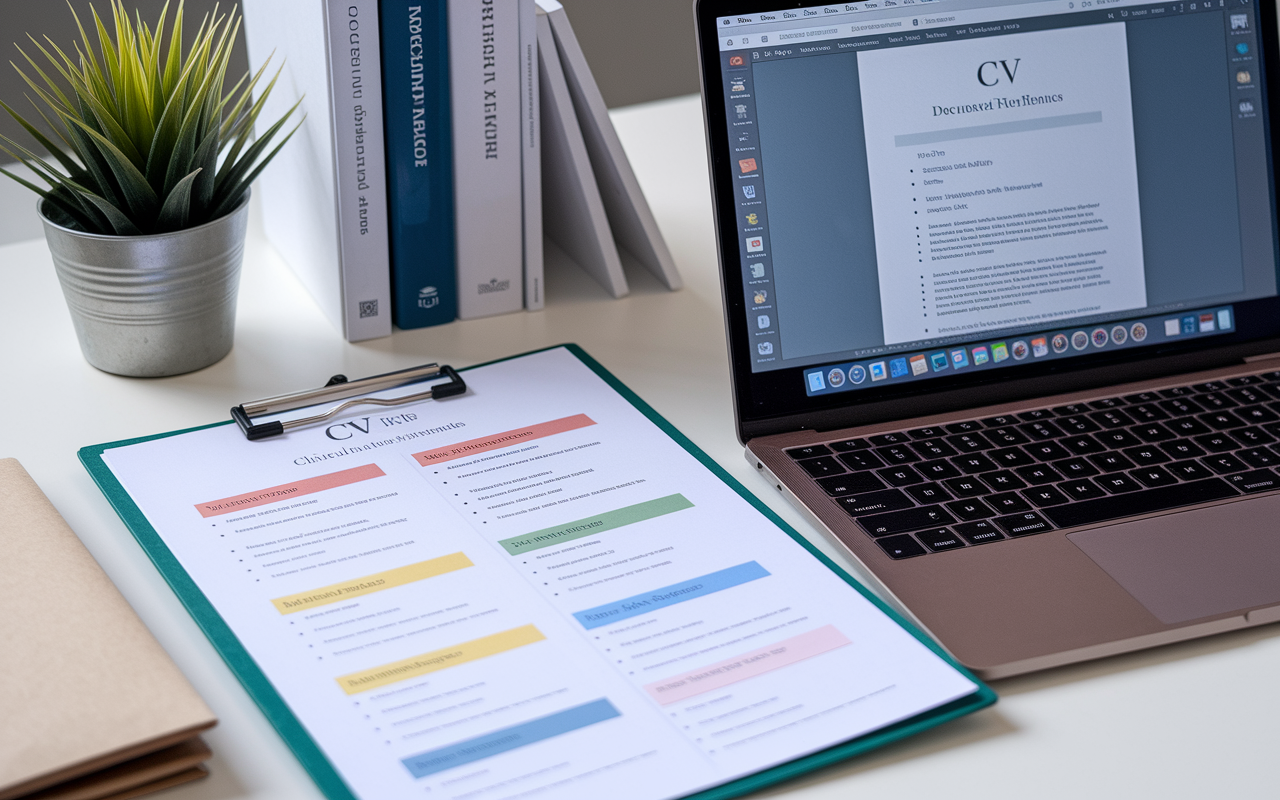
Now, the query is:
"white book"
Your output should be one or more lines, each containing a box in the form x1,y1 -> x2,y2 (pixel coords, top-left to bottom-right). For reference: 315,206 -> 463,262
538,0 -> 682,291
241,0 -> 392,341
536,9 -> 627,298
519,0 -> 544,310
450,0 -> 525,319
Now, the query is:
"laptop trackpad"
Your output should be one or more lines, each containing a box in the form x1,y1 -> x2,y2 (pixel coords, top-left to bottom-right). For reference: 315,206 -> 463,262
1068,496 -> 1280,625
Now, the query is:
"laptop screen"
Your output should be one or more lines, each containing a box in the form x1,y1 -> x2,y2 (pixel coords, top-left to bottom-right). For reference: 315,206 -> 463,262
702,0 -> 1280,425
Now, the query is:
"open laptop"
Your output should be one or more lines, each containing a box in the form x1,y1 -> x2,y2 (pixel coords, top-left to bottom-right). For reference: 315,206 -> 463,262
695,0 -> 1280,677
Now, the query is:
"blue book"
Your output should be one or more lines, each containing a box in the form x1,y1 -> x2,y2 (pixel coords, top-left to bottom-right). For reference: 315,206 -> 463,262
380,0 -> 456,328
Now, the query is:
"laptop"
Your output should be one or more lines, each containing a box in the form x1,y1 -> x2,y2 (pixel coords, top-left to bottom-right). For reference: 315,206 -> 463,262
695,0 -> 1280,678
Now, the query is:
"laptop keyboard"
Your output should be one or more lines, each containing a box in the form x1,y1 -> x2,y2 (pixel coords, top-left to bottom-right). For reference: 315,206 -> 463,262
785,371 -> 1280,559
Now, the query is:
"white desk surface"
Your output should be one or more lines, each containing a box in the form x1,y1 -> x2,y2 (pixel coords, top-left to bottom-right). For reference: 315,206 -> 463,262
2,94 -> 1277,800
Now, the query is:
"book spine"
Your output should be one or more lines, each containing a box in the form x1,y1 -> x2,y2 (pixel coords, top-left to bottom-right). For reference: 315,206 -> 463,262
381,0 -> 457,328
324,0 -> 393,340
450,0 -> 525,319
519,0 -> 543,310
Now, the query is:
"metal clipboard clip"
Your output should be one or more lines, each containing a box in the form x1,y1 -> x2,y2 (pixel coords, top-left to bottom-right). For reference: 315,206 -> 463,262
231,363 -> 467,440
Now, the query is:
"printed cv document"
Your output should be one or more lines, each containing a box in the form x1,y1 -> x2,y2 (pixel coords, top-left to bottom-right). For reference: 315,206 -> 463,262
100,348 -> 976,800
858,23 -> 1148,345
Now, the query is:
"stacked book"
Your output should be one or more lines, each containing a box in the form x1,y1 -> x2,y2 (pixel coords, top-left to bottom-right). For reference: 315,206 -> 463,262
242,0 -> 681,341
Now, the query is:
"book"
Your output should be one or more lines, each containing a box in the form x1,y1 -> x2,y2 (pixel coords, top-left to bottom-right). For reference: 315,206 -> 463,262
450,0 -> 525,319
0,458 -> 216,800
536,7 -> 628,298
80,344 -> 992,800
381,0 -> 458,329
539,0 -> 683,291
519,0 -> 544,310
241,0 -> 393,341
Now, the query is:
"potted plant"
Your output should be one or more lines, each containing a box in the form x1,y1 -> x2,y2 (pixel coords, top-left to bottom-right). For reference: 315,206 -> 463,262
0,0 -> 299,377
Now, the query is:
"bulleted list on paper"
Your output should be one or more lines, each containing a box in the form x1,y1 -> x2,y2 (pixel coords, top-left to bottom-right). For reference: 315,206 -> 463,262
857,23 -> 1147,345
103,348 -> 975,800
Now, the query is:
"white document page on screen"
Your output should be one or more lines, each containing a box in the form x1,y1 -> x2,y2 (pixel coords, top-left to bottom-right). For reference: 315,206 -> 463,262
857,23 -> 1147,345
100,348 -> 976,800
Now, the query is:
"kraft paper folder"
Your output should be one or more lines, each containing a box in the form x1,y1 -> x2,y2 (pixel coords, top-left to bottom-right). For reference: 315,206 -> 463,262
77,345 -> 994,800
0,459 -> 216,800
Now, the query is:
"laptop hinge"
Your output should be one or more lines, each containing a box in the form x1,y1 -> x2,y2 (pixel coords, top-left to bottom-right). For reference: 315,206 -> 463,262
1244,351 -> 1280,363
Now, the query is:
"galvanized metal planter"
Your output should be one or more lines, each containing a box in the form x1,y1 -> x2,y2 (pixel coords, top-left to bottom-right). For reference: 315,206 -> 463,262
39,192 -> 250,378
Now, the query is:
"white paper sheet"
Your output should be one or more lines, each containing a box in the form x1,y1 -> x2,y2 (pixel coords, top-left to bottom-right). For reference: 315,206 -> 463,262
102,347 -> 976,800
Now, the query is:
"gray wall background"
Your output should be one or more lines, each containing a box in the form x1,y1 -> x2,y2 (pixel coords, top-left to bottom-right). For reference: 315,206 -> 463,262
0,0 -> 700,154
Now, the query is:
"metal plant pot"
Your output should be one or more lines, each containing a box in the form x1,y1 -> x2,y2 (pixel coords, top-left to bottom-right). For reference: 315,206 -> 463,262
39,192 -> 250,378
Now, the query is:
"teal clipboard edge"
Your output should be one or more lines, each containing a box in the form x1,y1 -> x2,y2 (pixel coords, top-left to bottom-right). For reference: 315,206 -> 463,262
78,343 -> 995,800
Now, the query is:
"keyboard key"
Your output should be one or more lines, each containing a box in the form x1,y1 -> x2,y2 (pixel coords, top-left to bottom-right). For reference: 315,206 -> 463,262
1121,445 -> 1168,466
1053,457 -> 1101,478
817,472 -> 887,496
857,505 -> 957,536
981,470 -> 1028,491
787,444 -> 831,460
1227,375 -> 1264,386
1014,464 -> 1064,485
910,439 -> 959,459
875,444 -> 920,464
1095,473 -> 1143,493
1091,409 -> 1135,428
798,456 -> 844,478
839,489 -> 915,516
869,432 -> 911,446
1022,485 -> 1070,507
1160,440 -> 1206,460
1159,385 -> 1195,397
877,535 -> 926,559
990,447 -> 1036,468
1167,460 -> 1216,481
1226,387 -> 1267,405
985,426 -> 1030,446
830,438 -> 872,452
1051,403 -> 1092,416
1194,433 -> 1239,453
1196,392 -> 1237,411
1062,435 -> 1106,456
1122,391 -> 1162,404
946,432 -> 993,453
1089,452 -> 1135,473
1202,453 -> 1248,474
1165,417 -> 1212,437
954,520 -> 1004,544
1088,397 -> 1126,410
1158,397 -> 1203,417
943,476 -> 987,497
1057,415 -> 1101,434
1199,411 -> 1247,431
1133,423 -> 1176,443
905,483 -> 952,504
917,459 -> 962,480
994,511 -> 1054,537
907,426 -> 948,440
1020,420 -> 1065,441
1234,405 -> 1279,425
1262,371 -> 1280,382
1229,427 -> 1276,447
1060,478 -> 1107,500
918,528 -> 966,552
946,498 -> 995,521
1017,408 -> 1056,421
839,451 -> 885,471
952,453 -> 1000,474
1130,466 -> 1178,487
1042,478 -> 1238,529
1094,429 -> 1143,449
877,465 -> 925,487
988,492 -> 1033,514
1193,381 -> 1229,393
1126,404 -> 1169,422
981,414 -> 1021,427
1239,447 -> 1280,468
1024,441 -> 1072,461
1224,469 -> 1280,494
944,420 -> 984,434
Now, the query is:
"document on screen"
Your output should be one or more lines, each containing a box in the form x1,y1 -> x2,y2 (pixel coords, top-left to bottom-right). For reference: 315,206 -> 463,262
857,23 -> 1147,345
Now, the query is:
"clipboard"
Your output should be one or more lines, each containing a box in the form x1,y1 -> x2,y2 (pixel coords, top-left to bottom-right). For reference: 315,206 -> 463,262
79,344 -> 995,800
